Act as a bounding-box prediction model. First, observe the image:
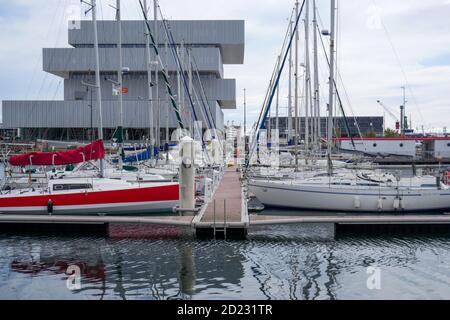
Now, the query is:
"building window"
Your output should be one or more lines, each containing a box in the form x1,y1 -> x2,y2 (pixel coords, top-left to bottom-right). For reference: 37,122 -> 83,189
400,143 -> 404,147
447,143 -> 450,147
373,143 -> 377,147
74,91 -> 87,100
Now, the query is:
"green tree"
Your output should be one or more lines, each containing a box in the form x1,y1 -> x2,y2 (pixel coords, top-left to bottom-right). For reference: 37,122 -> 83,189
334,127 -> 341,138
384,128 -> 400,137
366,127 -> 377,138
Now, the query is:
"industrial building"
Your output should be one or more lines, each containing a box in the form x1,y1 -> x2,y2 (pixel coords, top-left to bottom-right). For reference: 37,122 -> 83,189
265,116 -> 384,142
337,137 -> 450,159
1,19 -> 245,142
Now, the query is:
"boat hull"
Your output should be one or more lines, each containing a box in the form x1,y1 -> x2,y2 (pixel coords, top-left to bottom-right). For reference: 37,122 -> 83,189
249,180 -> 450,213
0,183 -> 179,215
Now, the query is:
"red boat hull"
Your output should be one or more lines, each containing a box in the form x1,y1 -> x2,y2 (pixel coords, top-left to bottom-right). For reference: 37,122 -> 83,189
0,183 -> 180,215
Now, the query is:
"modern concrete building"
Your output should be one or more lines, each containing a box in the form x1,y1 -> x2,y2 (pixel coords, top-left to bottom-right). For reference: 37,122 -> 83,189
1,19 -> 245,141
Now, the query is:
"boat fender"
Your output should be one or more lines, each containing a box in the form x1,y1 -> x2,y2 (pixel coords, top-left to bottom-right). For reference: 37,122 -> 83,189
437,176 -> 442,190
47,199 -> 53,215
399,197 -> 405,210
354,196 -> 361,208
393,197 -> 400,210
377,198 -> 383,210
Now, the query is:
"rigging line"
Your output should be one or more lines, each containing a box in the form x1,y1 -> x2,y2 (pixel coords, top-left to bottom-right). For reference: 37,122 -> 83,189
52,79 -> 63,100
143,6 -> 186,132
315,19 -> 357,150
252,7 -> 296,140
316,10 -> 364,143
161,18 -> 203,143
190,54 -> 215,131
335,0 -> 340,131
182,47 -> 214,137
35,0 -> 68,100
45,0 -> 73,100
25,0 -> 64,100
138,0 -> 184,129
371,0 -> 426,126
254,53 -> 283,137
258,26 -> 291,126
258,8 -> 295,122
157,12 -> 196,121
188,70 -> 210,130
247,0 -> 307,168
157,10 -> 210,162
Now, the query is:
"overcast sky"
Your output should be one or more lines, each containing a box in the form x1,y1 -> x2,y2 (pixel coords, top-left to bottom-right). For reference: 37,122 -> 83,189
0,0 -> 449,131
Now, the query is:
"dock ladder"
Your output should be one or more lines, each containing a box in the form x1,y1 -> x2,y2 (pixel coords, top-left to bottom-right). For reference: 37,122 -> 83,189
213,199 -> 227,239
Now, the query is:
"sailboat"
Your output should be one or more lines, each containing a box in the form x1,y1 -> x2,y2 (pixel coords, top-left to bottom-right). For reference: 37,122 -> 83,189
249,171 -> 450,212
0,139 -> 179,215
248,0 -> 450,213
0,1 -> 180,215
0,177 -> 179,215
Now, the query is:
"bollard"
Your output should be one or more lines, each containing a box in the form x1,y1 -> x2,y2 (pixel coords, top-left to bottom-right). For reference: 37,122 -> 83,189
179,136 -> 196,210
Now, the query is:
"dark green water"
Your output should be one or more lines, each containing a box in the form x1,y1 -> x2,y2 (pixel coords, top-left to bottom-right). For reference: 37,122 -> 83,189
1,223 -> 450,300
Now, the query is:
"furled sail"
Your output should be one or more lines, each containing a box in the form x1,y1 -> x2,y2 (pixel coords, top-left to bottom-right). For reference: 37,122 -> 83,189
9,140 -> 105,166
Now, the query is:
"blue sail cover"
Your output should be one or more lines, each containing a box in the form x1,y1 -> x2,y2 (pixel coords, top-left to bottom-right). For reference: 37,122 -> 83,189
112,148 -> 152,164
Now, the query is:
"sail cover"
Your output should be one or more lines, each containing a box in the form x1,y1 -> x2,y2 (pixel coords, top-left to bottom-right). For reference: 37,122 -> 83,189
9,140 -> 105,166
112,148 -> 151,164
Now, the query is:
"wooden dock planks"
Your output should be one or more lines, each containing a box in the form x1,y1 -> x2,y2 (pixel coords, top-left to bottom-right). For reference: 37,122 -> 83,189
200,166 -> 243,224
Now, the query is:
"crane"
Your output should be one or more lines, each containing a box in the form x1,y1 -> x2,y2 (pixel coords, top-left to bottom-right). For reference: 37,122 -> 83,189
376,100 -> 400,132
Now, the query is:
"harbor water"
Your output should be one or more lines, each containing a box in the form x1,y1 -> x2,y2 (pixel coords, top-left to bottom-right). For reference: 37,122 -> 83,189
1,221 -> 450,299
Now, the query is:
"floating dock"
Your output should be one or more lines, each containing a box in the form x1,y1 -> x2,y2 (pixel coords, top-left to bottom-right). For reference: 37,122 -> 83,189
193,165 -> 248,238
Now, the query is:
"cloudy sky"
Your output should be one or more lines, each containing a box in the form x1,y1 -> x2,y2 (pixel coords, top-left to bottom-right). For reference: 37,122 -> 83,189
0,0 -> 449,131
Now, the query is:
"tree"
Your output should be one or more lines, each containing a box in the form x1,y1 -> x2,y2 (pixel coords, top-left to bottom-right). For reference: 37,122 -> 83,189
384,128 -> 400,137
334,127 -> 341,138
366,127 -> 377,138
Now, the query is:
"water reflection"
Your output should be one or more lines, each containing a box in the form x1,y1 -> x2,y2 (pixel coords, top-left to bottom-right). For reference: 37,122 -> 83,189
1,230 -> 450,299
179,245 -> 196,297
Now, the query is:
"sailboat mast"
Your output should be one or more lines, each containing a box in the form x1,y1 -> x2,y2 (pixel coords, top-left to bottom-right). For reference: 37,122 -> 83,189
287,20 -> 293,145
165,40 -> 169,145
188,48 -> 196,139
177,45 -> 182,132
180,41 -> 187,134
275,55 -> 280,134
304,0 -> 310,154
188,49 -> 193,113
401,85 -> 406,135
92,0 -> 104,177
313,0 -> 320,148
327,0 -> 336,173
116,0 -> 124,170
294,0 -> 299,171
154,0 -> 160,149
243,88 -> 247,162
143,0 -> 154,148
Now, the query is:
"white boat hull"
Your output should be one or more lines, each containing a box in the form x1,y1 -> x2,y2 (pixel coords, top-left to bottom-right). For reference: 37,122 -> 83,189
249,180 -> 450,213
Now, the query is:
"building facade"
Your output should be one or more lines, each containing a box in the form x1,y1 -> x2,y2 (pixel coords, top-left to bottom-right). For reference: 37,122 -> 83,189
2,20 -> 245,142
265,116 -> 384,141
